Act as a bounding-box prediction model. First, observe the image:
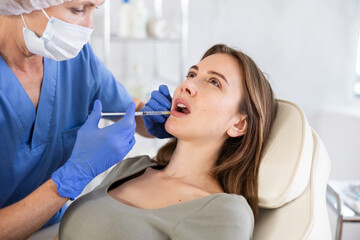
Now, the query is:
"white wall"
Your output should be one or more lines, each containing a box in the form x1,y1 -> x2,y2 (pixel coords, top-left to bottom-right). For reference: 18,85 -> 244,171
91,0 -> 360,239
186,0 -> 360,123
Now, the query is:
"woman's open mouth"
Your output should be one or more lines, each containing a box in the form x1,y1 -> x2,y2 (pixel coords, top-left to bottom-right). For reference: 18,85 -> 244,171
176,103 -> 190,114
171,99 -> 191,116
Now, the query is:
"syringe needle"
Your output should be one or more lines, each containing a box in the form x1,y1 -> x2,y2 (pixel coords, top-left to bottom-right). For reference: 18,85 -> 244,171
101,111 -> 171,118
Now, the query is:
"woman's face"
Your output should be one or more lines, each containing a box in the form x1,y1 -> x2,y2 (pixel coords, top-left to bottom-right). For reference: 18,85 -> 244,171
48,0 -> 104,28
165,53 -> 247,142
23,0 -> 103,36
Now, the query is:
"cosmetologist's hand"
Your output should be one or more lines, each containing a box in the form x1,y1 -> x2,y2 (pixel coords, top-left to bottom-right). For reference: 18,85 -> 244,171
52,100 -> 136,200
142,85 -> 172,139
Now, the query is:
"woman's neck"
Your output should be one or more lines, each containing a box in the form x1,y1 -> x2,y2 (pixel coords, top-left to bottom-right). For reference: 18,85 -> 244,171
0,16 -> 43,72
160,139 -> 224,193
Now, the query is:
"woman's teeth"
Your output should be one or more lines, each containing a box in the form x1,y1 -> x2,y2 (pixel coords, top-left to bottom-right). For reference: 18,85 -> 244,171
176,103 -> 190,114
177,103 -> 186,108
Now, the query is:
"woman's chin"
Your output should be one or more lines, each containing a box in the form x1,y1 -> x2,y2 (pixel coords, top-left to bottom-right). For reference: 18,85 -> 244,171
165,120 -> 186,139
164,122 -> 177,137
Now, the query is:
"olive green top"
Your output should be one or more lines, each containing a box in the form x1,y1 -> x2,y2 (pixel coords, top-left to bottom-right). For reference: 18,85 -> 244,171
59,156 -> 254,240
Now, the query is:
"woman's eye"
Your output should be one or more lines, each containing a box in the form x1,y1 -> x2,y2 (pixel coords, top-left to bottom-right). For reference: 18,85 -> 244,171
186,72 -> 196,78
71,7 -> 85,14
209,78 -> 221,88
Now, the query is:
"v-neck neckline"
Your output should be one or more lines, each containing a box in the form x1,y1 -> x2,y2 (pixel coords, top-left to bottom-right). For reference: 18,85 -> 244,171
104,160 -> 226,212
31,58 -> 57,149
0,56 -> 58,149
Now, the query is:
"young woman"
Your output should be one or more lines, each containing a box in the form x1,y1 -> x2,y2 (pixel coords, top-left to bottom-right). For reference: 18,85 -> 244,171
57,44 -> 278,239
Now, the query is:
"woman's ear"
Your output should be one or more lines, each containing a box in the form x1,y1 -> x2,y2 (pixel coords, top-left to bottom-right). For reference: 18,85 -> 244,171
227,115 -> 247,137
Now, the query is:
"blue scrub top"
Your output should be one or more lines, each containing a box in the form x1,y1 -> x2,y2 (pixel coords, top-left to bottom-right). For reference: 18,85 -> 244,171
0,43 -> 133,227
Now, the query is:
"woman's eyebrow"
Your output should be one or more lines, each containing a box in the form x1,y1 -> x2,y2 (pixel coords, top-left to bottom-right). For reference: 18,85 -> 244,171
189,65 -> 198,71
74,0 -> 105,7
189,65 -> 229,85
208,71 -> 229,86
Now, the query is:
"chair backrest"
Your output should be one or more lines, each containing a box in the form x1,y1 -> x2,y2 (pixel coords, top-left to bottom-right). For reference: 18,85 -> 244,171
253,100 -> 331,240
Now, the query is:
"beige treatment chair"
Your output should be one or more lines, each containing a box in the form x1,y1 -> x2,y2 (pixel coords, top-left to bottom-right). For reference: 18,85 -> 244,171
253,100 -> 331,240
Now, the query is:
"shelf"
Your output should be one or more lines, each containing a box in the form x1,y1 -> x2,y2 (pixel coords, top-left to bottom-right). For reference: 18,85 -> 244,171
92,34 -> 182,44
100,0 -> 189,84
110,36 -> 182,44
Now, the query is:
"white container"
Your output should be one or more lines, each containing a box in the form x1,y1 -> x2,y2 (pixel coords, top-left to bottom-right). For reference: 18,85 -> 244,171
117,0 -> 132,38
147,18 -> 170,39
126,64 -> 146,99
129,0 -> 149,38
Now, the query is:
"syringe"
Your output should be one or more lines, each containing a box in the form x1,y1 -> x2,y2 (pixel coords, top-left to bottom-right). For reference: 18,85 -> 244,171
101,111 -> 171,118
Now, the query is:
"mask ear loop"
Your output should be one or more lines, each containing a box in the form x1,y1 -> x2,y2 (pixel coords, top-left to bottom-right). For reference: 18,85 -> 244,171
21,9 -> 49,29
41,9 -> 51,20
20,14 -> 29,29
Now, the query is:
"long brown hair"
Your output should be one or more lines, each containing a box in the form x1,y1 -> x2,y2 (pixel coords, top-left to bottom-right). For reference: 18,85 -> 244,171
155,44 -> 278,217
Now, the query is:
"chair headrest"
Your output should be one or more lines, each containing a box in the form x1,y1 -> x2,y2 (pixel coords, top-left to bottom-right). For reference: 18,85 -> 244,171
258,100 -> 313,208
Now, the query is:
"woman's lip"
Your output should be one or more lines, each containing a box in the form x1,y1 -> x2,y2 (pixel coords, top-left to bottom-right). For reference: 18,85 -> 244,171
172,98 -> 191,113
170,110 -> 188,117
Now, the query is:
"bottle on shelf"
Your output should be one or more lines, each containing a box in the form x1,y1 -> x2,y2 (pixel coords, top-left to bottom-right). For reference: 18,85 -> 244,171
129,0 -> 149,39
147,18 -> 171,39
117,0 -> 149,39
125,64 -> 146,100
117,0 -> 132,38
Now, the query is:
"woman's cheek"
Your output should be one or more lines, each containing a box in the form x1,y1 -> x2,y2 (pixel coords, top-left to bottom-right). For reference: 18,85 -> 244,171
63,10 -> 84,24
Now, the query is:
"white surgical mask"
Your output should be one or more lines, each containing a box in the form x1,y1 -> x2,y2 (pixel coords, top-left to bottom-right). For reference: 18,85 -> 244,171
21,9 -> 93,61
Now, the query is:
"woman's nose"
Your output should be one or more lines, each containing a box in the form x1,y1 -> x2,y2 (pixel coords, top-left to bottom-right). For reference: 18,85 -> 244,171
181,79 -> 197,96
82,14 -> 93,29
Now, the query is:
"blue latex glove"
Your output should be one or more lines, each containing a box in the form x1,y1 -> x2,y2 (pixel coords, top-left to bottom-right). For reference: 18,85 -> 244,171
142,85 -> 172,139
52,100 -> 136,200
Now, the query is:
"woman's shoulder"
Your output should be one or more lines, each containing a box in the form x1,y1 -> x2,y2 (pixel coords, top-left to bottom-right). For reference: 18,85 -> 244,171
194,193 -> 254,229
204,193 -> 254,219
